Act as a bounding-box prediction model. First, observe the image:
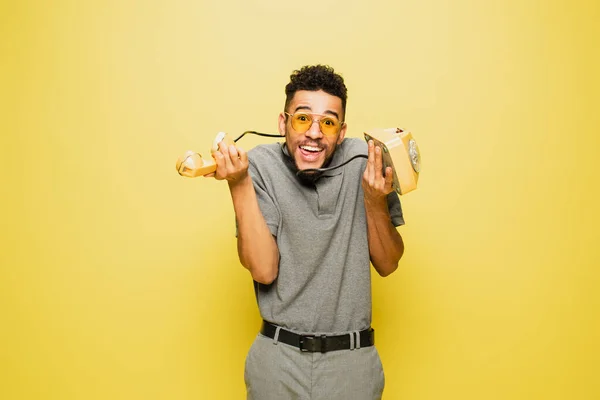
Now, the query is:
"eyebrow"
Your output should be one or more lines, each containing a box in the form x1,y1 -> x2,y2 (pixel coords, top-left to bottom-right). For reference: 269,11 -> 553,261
293,106 -> 340,120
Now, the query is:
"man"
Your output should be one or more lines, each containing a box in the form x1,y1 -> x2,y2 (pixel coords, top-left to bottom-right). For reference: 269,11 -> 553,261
212,65 -> 405,399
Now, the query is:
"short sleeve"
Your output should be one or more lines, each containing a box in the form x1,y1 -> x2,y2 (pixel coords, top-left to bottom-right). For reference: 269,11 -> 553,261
387,191 -> 405,227
248,159 -> 280,237
346,138 -> 405,227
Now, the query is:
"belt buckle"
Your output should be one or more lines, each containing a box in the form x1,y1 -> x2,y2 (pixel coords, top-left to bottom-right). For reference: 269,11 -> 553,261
299,334 -> 327,353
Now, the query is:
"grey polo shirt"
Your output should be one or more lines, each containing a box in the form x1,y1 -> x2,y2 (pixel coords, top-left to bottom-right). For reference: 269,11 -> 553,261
247,138 -> 404,335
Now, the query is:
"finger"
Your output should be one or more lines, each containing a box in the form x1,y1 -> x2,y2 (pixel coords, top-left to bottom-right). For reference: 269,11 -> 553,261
384,166 -> 393,190
367,140 -> 376,186
213,151 -> 226,179
238,147 -> 248,166
218,141 -> 230,157
374,146 -> 383,182
228,144 -> 240,165
218,141 -> 234,170
203,173 -> 215,178
367,140 -> 375,166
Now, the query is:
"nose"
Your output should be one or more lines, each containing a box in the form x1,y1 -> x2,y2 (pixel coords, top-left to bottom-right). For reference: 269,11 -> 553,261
305,119 -> 323,139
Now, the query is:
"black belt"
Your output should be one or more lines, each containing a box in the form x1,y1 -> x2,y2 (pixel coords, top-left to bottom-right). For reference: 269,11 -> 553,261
260,320 -> 375,353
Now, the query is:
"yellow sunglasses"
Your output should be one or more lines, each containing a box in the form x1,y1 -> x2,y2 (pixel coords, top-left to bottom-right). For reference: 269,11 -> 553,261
285,112 -> 343,136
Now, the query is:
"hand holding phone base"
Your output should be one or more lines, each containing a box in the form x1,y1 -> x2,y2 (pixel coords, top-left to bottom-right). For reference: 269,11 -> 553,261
364,128 -> 421,195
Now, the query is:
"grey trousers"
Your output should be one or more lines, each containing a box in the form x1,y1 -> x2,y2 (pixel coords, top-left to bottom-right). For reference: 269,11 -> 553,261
244,333 -> 385,400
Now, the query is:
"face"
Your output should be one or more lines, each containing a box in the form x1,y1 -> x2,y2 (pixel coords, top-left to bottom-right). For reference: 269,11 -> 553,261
278,90 -> 347,171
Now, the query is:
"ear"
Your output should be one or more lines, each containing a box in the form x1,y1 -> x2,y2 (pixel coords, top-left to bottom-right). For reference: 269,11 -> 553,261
278,112 -> 286,136
336,122 -> 347,144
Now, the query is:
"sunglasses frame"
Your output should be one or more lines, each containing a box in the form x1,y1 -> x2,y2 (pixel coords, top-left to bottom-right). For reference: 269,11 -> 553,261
284,111 -> 344,136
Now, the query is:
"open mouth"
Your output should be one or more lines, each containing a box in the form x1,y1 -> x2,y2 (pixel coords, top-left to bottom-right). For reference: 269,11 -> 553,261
298,145 -> 324,162
300,145 -> 323,153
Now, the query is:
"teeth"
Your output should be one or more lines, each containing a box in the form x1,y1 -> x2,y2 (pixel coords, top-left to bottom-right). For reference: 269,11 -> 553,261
301,146 -> 322,152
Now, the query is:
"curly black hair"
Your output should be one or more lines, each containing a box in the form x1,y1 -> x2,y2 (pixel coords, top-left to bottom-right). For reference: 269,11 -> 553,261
284,65 -> 348,118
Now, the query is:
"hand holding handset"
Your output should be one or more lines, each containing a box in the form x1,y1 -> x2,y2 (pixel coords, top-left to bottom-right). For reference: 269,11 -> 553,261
175,132 -> 234,177
176,128 -> 421,195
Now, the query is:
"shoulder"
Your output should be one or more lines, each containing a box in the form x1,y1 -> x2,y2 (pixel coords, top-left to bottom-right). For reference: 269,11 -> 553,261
337,138 -> 368,170
248,143 -> 284,165
340,137 -> 368,157
247,143 -> 289,185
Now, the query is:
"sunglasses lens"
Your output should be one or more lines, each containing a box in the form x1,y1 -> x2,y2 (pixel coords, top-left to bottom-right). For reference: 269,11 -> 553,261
289,113 -> 340,135
291,113 -> 312,133
319,117 -> 339,135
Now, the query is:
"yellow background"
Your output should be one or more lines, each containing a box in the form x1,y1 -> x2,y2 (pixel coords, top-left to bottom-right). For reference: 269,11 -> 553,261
2,0 -> 599,399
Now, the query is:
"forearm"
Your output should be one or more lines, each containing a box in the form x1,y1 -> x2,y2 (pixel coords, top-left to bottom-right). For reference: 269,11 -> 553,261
364,197 -> 404,277
229,176 -> 279,284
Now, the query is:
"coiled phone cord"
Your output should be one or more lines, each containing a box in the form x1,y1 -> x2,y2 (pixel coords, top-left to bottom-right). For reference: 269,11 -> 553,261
235,130 -> 368,178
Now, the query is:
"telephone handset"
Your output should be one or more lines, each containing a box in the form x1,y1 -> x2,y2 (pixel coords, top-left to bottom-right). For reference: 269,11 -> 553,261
175,131 -> 280,177
176,128 -> 421,195
176,132 -> 233,177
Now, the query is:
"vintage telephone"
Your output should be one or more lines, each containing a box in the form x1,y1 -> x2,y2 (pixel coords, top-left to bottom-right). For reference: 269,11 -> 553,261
176,128 -> 421,195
